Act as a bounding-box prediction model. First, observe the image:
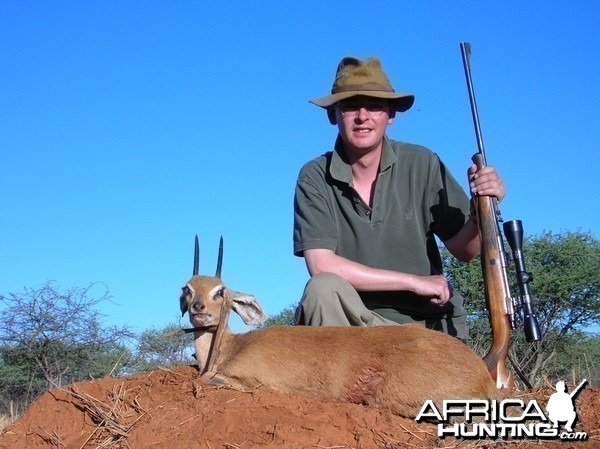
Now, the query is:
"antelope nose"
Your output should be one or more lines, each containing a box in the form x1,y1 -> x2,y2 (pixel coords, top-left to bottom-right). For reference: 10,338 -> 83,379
191,300 -> 204,312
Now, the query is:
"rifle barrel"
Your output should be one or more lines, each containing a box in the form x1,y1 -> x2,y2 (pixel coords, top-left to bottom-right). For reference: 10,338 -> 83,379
460,42 -> 487,166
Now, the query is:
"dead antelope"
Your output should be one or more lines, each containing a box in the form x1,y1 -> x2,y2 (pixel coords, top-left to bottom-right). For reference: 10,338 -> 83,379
179,236 -> 498,418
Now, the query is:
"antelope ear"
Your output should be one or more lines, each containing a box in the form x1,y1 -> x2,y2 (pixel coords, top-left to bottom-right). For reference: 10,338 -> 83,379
230,291 -> 266,325
179,284 -> 193,316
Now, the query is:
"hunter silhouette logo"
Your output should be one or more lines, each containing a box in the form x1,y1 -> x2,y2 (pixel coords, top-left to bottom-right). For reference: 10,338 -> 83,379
415,379 -> 589,441
546,379 -> 587,433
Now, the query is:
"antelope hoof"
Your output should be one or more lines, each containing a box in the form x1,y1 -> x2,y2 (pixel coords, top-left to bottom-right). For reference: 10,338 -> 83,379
201,372 -> 246,392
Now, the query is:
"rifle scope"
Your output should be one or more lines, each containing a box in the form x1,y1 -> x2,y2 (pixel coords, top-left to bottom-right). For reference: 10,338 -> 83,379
503,220 -> 542,342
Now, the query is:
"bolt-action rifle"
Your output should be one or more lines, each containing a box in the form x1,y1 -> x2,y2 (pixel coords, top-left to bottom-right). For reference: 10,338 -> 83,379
460,42 -> 542,389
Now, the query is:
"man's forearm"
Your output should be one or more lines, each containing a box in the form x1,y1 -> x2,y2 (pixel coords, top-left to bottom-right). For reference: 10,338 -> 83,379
305,249 -> 418,291
303,248 -> 452,303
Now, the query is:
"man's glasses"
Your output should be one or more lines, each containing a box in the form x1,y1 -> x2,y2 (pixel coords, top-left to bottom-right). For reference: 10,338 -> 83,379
338,99 -> 389,117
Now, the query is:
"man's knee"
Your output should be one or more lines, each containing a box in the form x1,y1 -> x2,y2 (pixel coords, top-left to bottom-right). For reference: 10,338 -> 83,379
303,272 -> 350,303
296,273 -> 341,324
297,273 -> 358,326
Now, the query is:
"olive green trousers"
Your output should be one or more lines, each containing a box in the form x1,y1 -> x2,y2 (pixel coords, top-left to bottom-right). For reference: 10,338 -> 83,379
295,272 -> 468,341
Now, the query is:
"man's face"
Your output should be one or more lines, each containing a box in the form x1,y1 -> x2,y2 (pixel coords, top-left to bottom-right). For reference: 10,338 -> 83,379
331,96 -> 394,155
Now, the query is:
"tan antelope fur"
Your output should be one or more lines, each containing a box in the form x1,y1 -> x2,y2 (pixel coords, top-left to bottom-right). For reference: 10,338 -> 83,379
180,237 -> 498,418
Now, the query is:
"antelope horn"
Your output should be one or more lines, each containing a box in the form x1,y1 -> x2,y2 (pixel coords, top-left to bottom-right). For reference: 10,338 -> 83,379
215,236 -> 223,278
193,235 -> 199,276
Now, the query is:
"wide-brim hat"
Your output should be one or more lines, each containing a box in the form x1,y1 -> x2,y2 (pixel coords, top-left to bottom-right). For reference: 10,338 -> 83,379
309,56 -> 414,112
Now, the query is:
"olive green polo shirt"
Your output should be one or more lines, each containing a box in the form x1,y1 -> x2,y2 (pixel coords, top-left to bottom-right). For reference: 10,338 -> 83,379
294,136 -> 471,319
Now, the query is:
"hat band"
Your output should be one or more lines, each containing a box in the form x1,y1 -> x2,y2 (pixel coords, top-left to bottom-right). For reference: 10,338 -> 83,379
333,84 -> 394,94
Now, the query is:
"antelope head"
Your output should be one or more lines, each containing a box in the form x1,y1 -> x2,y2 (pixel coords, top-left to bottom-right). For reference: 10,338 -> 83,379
179,236 -> 265,330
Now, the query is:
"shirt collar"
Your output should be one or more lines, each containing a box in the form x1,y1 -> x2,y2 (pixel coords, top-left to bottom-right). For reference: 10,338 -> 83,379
329,135 -> 397,185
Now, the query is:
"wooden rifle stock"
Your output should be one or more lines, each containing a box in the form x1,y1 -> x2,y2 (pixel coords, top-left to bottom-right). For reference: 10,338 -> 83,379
472,155 -> 515,389
461,43 -> 515,389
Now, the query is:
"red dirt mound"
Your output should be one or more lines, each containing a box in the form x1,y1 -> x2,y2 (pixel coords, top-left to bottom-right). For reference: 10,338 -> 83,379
1,365 -> 598,448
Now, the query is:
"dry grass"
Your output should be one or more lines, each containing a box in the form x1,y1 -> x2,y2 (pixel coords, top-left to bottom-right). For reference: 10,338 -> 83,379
0,400 -> 22,434
63,383 -> 148,449
0,414 -> 12,433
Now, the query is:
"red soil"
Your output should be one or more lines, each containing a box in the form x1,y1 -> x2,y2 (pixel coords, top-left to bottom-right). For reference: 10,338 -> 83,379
1,365 -> 598,448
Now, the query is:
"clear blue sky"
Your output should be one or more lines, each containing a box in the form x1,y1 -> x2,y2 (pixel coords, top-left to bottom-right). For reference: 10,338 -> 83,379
1,1 -> 598,334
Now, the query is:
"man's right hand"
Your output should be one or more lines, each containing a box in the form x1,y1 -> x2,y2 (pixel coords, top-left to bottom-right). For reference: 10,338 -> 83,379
410,274 -> 453,305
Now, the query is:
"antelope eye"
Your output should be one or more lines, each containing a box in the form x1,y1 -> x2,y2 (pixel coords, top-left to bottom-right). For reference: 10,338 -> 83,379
181,286 -> 194,300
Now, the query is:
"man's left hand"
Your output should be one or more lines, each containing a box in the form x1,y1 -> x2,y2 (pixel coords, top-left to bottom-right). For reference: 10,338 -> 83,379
468,164 -> 505,202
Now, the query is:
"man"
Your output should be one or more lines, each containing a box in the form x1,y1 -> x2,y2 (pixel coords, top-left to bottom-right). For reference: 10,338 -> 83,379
293,56 -> 505,340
